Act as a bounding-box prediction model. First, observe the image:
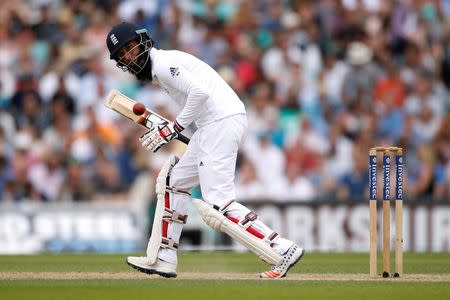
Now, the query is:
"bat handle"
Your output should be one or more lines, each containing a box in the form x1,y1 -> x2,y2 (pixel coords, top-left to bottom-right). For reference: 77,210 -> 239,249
177,134 -> 190,145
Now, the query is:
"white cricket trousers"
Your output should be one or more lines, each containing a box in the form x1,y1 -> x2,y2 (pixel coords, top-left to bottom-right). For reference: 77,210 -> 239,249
159,114 -> 292,264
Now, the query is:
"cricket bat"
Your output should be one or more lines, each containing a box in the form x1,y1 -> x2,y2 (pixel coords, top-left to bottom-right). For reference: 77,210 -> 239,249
104,89 -> 190,144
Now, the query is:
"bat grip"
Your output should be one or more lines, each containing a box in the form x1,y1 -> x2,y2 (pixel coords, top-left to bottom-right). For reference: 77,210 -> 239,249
177,134 -> 190,145
142,113 -> 190,144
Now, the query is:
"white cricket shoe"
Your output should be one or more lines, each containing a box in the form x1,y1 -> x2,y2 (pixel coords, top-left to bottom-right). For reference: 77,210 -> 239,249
259,244 -> 305,279
126,256 -> 177,278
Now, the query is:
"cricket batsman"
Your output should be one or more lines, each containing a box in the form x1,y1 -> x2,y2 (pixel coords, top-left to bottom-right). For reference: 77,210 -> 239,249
106,22 -> 304,279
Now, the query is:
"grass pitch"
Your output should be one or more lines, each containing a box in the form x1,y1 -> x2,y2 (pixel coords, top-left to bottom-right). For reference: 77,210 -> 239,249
0,252 -> 449,300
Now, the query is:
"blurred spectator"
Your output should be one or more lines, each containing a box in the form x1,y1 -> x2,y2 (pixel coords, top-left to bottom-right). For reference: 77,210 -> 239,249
197,19 -> 229,69
431,113 -> 450,200
281,164 -> 316,202
83,10 -> 110,54
407,144 -> 435,199
373,62 -> 406,108
310,123 -> 354,200
235,155 -> 265,201
92,146 -> 122,195
399,42 -> 423,89
0,129 -> 13,198
243,131 -> 286,198
342,41 -> 382,108
5,130 -> 38,201
59,158 -> 94,202
411,102 -> 442,146
27,143 -> 66,201
337,150 -> 369,201
285,136 -> 320,178
319,42 -> 349,110
13,90 -> 48,131
116,130 -> 146,187
324,124 -> 354,180
246,83 -> 271,124
0,106 -> 16,145
404,68 -> 447,117
32,4 -> 63,44
260,30 -> 291,86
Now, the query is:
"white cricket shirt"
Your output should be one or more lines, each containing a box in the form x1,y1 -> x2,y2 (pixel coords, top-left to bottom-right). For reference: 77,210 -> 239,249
149,48 -> 246,128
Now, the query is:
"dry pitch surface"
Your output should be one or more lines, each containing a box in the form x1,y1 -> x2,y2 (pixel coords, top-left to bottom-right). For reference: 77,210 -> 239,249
1,272 -> 450,282
1,254 -> 449,300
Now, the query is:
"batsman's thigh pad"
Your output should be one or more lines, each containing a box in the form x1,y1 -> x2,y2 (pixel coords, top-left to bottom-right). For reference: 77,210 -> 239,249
192,198 -> 283,265
147,155 -> 187,264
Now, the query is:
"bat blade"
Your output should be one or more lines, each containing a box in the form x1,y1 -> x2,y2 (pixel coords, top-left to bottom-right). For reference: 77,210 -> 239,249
105,89 -> 144,124
104,89 -> 190,144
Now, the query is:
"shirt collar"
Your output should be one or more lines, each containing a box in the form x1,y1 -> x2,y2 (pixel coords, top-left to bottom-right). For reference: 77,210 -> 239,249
150,47 -> 158,79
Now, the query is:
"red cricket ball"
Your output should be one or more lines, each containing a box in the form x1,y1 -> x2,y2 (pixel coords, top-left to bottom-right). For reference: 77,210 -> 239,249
133,103 -> 146,115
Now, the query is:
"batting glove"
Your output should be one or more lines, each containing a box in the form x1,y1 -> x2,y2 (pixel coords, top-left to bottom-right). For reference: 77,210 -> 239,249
140,121 -> 184,152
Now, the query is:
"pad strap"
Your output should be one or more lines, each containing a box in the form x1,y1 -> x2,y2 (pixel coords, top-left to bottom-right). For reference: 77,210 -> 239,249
239,211 -> 258,228
218,200 -> 275,245
161,237 -> 179,250
163,207 -> 188,224
265,232 -> 280,245
166,186 -> 191,196
218,199 -> 235,213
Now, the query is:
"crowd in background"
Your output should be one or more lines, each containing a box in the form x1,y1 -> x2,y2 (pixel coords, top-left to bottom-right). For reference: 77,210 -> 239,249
0,0 -> 449,204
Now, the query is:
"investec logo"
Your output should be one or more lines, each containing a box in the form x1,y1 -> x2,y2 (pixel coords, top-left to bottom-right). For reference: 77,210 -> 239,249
110,34 -> 118,45
384,156 -> 390,199
370,156 -> 377,199
396,156 -> 403,199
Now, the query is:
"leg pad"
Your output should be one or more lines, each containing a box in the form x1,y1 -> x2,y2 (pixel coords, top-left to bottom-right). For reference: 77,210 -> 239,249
192,198 -> 283,265
146,155 -> 187,264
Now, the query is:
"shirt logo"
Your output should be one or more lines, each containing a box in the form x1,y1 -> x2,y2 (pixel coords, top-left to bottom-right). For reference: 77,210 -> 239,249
170,67 -> 179,77
110,34 -> 118,45
199,161 -> 204,167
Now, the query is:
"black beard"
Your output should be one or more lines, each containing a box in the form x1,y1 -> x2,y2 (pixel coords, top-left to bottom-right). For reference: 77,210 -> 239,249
135,57 -> 153,81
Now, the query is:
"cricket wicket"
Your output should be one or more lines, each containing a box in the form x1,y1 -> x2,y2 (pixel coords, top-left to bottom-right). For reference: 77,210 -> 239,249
369,147 -> 403,278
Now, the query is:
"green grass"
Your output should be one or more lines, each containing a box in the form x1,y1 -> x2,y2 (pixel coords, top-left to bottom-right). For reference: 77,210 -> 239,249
1,280 -> 449,300
0,252 -> 449,300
